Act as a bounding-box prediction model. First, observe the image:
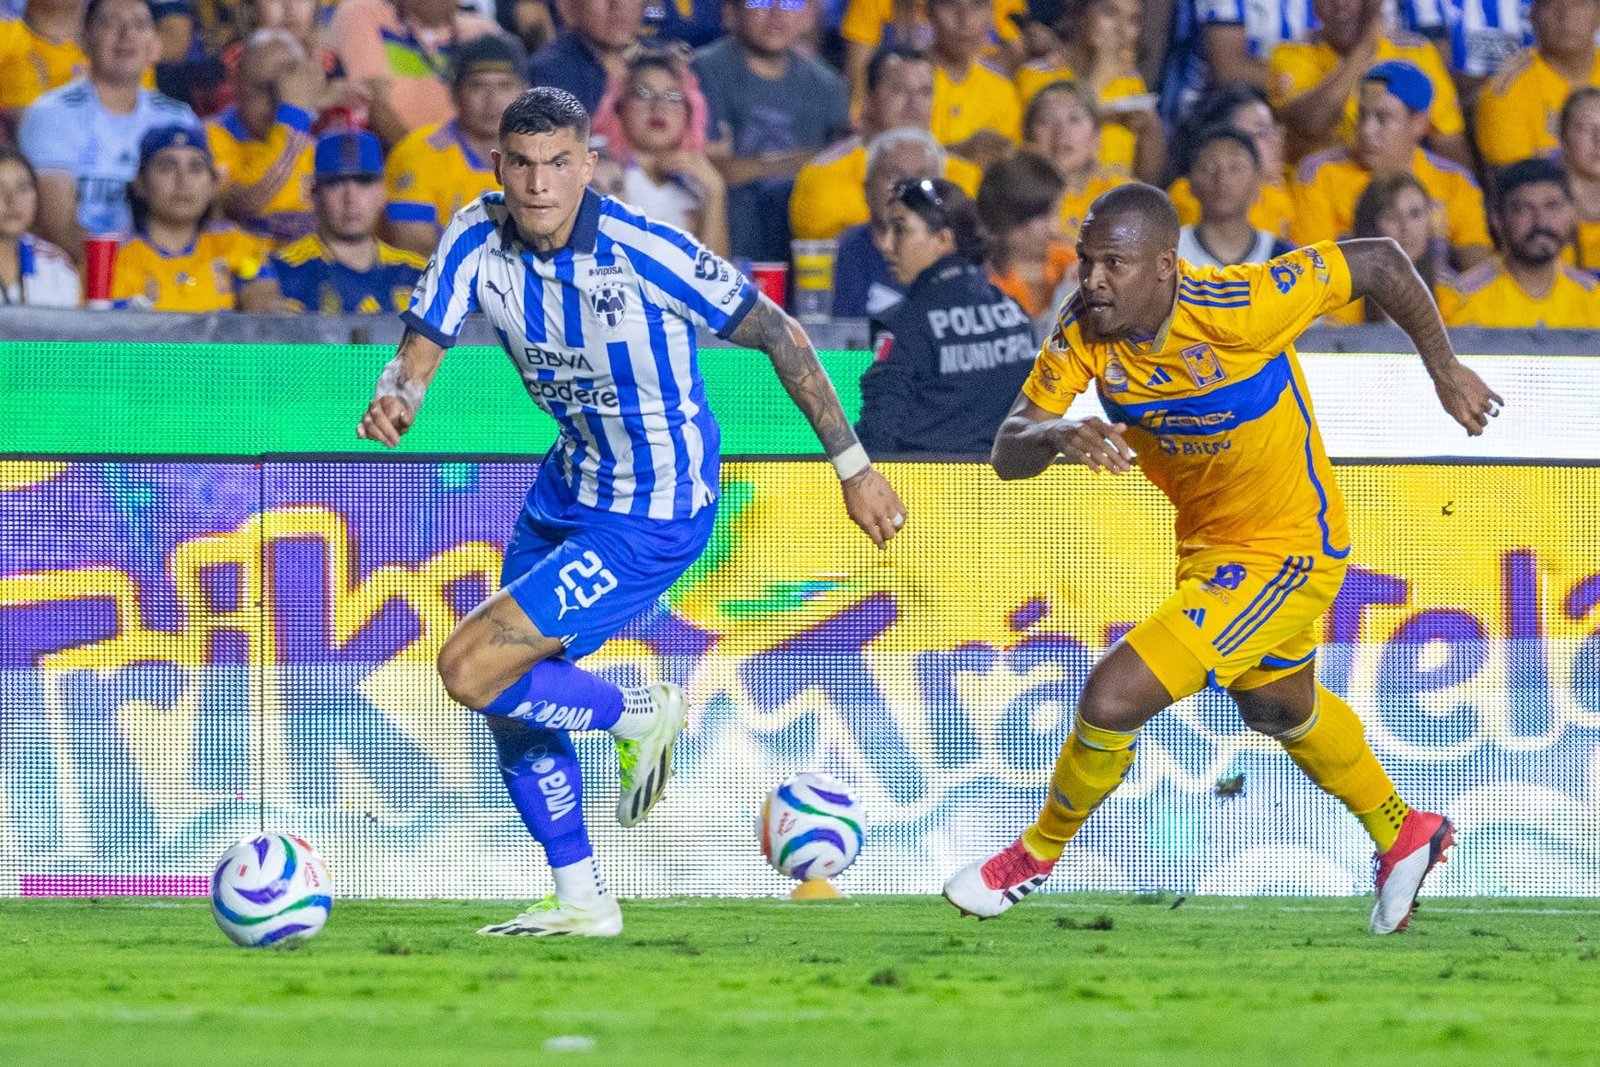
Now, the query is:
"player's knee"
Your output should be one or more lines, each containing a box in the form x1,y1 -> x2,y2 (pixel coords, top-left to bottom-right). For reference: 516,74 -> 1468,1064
1077,673 -> 1158,733
437,635 -> 494,710
1234,691 -> 1307,737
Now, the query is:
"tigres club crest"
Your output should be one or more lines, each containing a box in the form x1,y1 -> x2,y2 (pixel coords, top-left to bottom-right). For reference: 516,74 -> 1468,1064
589,283 -> 627,328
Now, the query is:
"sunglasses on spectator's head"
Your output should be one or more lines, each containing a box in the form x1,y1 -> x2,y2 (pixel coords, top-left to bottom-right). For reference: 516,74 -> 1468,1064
891,177 -> 949,229
631,85 -> 686,104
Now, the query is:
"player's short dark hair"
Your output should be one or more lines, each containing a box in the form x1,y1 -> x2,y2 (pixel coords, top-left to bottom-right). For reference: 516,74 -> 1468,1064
1085,182 -> 1180,249
1560,87 -> 1600,140
865,44 -> 929,96
976,149 -> 1066,233
86,0 -> 154,29
500,87 -> 591,143
1492,157 -> 1571,215
891,177 -> 986,264
1187,126 -> 1260,172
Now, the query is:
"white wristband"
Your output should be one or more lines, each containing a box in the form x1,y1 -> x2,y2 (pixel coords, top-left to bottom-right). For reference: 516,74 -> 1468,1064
375,357 -> 426,413
831,443 -> 871,481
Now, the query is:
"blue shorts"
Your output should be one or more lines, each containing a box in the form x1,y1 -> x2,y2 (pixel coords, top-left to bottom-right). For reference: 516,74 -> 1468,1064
500,473 -> 716,659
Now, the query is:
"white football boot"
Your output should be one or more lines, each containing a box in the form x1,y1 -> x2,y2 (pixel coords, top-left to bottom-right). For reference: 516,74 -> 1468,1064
614,682 -> 687,828
476,895 -> 623,937
943,838 -> 1057,919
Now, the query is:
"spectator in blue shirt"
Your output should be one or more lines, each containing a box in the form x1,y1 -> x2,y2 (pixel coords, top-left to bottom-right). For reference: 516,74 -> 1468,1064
271,130 -> 427,314
528,0 -> 646,114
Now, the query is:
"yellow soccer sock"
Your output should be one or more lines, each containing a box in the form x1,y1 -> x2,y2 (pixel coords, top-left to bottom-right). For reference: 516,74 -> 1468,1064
1275,684 -> 1408,852
1022,717 -> 1138,862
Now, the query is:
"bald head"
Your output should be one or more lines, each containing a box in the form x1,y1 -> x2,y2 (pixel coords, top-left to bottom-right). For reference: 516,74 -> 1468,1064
1081,183 -> 1180,253
1075,183 -> 1181,341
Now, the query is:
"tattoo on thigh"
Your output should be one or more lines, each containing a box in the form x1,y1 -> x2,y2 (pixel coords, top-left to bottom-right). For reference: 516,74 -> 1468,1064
485,600 -> 543,647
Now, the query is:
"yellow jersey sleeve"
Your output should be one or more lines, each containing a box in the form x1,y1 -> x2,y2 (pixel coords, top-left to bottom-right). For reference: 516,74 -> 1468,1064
1021,298 -> 1095,414
1289,160 -> 1347,246
1229,240 -> 1354,355
384,129 -> 441,228
223,230 -> 270,285
1439,172 -> 1490,250
788,144 -> 863,241
839,0 -> 888,46
110,240 -> 151,304
1266,42 -> 1323,112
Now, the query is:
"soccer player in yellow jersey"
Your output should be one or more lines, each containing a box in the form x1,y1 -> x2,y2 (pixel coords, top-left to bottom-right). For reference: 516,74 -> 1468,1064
1437,159 -> 1600,326
942,183 -> 1503,935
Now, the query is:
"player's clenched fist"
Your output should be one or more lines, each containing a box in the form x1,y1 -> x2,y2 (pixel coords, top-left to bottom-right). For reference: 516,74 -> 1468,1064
1431,363 -> 1503,437
357,396 -> 415,448
1047,416 -> 1136,473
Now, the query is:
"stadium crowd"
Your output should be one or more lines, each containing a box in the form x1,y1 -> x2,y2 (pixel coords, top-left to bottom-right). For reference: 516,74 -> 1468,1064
0,0 -> 1597,327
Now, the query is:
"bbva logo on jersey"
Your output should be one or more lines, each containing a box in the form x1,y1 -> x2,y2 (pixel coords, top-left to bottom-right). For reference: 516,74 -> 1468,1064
589,283 -> 628,327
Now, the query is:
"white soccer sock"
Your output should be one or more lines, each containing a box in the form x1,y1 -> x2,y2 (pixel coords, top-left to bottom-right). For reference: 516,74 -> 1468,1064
551,855 -> 608,905
608,687 -> 657,740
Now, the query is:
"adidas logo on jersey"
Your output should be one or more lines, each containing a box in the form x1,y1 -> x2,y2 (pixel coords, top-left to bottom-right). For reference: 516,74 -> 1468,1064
1184,608 -> 1206,628
1147,367 -> 1172,387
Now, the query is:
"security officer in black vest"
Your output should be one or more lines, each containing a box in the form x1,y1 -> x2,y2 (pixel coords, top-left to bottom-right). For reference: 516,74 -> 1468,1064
856,178 -> 1038,455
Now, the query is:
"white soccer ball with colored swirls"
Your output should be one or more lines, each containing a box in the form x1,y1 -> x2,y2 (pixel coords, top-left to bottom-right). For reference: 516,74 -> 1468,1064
210,834 -> 333,947
757,772 -> 865,881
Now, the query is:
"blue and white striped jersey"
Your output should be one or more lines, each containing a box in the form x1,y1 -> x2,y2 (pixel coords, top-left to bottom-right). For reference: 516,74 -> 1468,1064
403,188 -> 757,521
1161,0 -> 1319,124
1400,0 -> 1530,77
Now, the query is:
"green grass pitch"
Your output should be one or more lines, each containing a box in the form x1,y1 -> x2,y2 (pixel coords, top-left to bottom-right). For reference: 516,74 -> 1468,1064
2,895 -> 1596,1066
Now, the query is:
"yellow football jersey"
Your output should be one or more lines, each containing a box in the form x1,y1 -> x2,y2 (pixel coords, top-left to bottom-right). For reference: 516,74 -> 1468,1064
1013,61 -> 1147,173
384,120 -> 500,233
206,104 -> 315,245
1058,169 -> 1128,245
1169,177 -> 1296,243
788,137 -> 982,241
111,226 -> 272,312
932,60 -> 1022,146
1437,257 -> 1600,327
1269,33 -> 1464,157
1289,146 -> 1489,252
839,0 -> 1024,47
1574,219 -> 1600,274
1022,241 -> 1355,560
1476,48 -> 1600,168
0,19 -> 155,111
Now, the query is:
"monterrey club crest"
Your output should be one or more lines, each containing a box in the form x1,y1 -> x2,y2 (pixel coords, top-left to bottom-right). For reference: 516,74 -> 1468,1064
589,283 -> 627,328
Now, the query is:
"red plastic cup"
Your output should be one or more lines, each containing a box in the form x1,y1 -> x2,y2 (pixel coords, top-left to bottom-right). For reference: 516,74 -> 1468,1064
84,234 -> 121,308
749,262 -> 788,309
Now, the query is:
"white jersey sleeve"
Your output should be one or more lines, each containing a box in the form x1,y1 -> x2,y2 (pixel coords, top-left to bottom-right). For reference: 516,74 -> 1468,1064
17,94 -> 87,175
400,200 -> 495,348
600,202 -> 757,338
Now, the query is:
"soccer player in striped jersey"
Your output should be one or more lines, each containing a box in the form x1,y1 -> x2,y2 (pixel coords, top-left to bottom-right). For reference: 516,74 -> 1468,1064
942,183 -> 1502,935
357,87 -> 907,937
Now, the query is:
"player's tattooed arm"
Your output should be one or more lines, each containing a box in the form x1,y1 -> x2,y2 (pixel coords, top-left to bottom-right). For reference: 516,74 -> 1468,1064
729,295 -> 859,456
1341,237 -> 1504,436
728,294 -> 909,549
357,328 -> 447,447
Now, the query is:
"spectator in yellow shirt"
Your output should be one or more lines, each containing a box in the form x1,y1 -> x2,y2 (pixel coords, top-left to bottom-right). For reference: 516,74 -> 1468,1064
1168,85 -> 1295,242
978,147 -> 1073,317
1024,79 -> 1125,245
1559,86 -> 1600,272
1437,157 -> 1600,325
790,45 -> 981,241
926,0 -> 1021,168
1176,126 -> 1295,269
1327,171 -> 1448,323
1269,0 -> 1469,166
111,124 -> 287,311
1476,0 -> 1600,168
326,0 -> 499,147
0,0 -> 88,118
384,34 -> 526,255
1291,61 -> 1490,269
207,31 -> 319,246
838,0 -> 1025,105
1011,0 -> 1164,181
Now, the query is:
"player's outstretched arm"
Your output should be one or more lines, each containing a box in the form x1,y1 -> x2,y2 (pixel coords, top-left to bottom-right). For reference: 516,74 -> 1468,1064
1341,236 -> 1504,436
728,295 -> 907,549
991,392 -> 1135,480
356,328 -> 446,448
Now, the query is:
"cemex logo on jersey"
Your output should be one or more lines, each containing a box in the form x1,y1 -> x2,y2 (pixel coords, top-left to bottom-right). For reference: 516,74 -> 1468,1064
590,284 -> 628,328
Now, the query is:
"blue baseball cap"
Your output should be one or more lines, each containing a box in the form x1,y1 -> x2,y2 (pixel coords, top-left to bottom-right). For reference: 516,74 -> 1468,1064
1364,60 -> 1433,114
138,124 -> 211,167
314,130 -> 384,180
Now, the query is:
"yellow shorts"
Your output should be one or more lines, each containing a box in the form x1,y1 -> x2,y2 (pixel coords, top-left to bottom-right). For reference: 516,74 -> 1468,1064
1124,549 -> 1348,700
